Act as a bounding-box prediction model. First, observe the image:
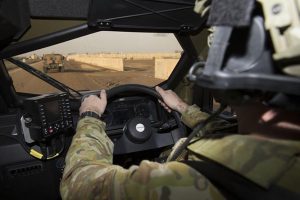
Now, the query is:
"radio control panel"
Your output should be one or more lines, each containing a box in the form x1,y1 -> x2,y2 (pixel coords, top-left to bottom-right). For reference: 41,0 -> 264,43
23,93 -> 73,142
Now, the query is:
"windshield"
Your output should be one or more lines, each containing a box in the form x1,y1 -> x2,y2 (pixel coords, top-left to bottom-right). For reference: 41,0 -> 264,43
6,32 -> 182,94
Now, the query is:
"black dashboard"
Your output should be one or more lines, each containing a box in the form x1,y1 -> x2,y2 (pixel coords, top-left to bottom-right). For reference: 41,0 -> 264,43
21,93 -> 161,137
18,92 -> 185,155
0,90 -> 186,200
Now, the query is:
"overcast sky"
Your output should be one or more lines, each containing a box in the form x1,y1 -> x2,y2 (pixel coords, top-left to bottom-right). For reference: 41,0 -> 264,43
23,32 -> 182,56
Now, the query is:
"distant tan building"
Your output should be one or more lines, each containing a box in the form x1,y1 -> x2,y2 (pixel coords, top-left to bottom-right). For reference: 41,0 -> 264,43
66,52 -> 180,76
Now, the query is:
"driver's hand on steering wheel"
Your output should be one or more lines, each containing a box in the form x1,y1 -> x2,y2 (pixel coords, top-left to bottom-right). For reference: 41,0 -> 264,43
155,86 -> 188,114
79,90 -> 107,116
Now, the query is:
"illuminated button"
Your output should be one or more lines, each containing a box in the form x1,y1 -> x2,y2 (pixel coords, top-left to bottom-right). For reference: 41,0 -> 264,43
49,129 -> 53,134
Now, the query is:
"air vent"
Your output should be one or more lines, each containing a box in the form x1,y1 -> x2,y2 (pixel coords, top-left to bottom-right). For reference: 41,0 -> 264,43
7,162 -> 43,177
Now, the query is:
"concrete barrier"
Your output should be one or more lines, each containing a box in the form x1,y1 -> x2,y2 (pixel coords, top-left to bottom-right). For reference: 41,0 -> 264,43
67,52 -> 181,60
66,53 -> 181,73
155,58 -> 179,80
122,53 -> 181,60
67,55 -> 124,71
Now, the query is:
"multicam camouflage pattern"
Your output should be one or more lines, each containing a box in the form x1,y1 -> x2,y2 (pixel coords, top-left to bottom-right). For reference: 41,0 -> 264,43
60,105 -> 300,199
181,104 -> 209,128
60,116 -> 224,200
188,133 -> 300,193
60,106 -> 225,200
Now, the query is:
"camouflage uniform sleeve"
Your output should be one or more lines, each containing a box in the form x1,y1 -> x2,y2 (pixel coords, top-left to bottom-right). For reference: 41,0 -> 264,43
181,105 -> 235,135
60,116 -> 224,200
181,104 -> 210,128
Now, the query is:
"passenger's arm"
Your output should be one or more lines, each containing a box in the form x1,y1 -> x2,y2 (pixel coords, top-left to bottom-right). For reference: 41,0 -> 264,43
181,104 -> 210,128
155,86 -> 209,128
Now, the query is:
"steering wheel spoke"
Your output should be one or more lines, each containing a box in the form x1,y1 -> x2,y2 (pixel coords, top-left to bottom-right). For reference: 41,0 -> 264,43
106,128 -> 124,136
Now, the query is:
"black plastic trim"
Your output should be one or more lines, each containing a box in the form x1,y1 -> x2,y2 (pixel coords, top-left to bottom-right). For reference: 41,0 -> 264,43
196,17 -> 300,96
0,61 -> 21,108
0,24 -> 96,59
165,35 -> 198,89
88,0 -> 205,34
197,71 -> 300,95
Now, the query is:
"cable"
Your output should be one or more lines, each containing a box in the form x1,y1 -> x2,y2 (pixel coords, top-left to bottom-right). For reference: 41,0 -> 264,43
0,134 -> 44,160
0,134 -> 31,152
0,134 -> 65,160
35,134 -> 65,160
46,135 -> 65,160
168,105 -> 227,161
124,0 -> 190,24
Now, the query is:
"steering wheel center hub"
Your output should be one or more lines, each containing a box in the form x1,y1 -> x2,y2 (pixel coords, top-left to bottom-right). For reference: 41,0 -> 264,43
124,117 -> 151,143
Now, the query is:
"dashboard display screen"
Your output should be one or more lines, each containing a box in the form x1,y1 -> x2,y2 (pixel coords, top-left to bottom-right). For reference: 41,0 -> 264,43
43,101 -> 61,122
111,108 -> 135,126
103,97 -> 159,130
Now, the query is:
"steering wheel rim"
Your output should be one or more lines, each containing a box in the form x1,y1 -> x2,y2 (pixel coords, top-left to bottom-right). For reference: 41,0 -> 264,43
107,84 -> 162,100
107,84 -> 182,130
105,84 -> 187,155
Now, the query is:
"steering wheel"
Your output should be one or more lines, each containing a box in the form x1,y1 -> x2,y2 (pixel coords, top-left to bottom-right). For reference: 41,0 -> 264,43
103,84 -> 186,155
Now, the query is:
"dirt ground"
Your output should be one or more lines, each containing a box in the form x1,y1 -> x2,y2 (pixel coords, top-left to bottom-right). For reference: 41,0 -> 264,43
6,59 -> 164,94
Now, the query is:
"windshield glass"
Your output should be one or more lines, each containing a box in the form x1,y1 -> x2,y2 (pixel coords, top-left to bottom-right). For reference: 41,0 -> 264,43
6,32 -> 182,94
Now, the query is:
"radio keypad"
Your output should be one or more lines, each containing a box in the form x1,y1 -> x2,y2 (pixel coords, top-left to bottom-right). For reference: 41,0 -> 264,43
40,97 -> 73,137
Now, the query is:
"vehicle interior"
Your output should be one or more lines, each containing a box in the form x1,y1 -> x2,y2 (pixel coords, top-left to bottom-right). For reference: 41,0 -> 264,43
0,0 -> 236,199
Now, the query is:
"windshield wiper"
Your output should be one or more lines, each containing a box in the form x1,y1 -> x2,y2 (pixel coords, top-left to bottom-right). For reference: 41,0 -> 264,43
6,58 -> 82,99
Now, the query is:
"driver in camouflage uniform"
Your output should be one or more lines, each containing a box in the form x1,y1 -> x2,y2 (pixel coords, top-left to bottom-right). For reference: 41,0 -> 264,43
60,0 -> 300,198
60,88 -> 225,200
60,87 -> 300,200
